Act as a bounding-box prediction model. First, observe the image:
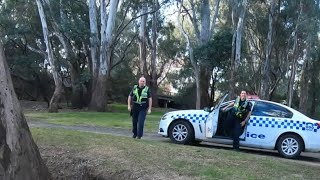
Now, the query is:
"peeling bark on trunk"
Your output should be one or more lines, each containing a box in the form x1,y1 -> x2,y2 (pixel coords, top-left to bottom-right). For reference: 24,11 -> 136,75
36,0 -> 62,113
0,43 -> 51,180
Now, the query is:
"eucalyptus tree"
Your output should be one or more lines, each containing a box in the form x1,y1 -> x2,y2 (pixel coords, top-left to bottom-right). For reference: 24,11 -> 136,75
176,0 -> 221,109
137,0 -> 178,107
35,0 -> 63,112
260,0 -> 277,100
298,0 -> 320,114
88,0 -> 119,111
229,0 -> 248,99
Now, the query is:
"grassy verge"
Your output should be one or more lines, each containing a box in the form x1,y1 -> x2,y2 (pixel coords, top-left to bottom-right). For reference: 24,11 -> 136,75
32,128 -> 319,180
26,104 -> 165,132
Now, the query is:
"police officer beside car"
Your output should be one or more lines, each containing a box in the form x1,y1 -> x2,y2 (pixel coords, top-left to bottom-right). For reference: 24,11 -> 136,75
222,90 -> 252,151
127,76 -> 152,139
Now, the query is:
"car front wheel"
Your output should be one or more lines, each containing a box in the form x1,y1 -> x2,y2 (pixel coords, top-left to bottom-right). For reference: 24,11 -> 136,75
277,134 -> 303,159
169,120 -> 194,145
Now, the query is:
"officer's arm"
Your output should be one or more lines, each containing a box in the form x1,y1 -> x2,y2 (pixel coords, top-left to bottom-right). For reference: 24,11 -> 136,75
241,103 -> 252,126
128,89 -> 133,111
148,97 -> 152,111
148,88 -> 152,112
127,95 -> 132,111
243,111 -> 251,124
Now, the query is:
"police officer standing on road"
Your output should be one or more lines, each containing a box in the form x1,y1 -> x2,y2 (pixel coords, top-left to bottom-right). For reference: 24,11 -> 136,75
222,90 -> 252,151
127,76 -> 152,139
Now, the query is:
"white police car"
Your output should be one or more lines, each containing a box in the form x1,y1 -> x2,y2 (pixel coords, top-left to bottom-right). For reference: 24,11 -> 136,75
158,94 -> 320,159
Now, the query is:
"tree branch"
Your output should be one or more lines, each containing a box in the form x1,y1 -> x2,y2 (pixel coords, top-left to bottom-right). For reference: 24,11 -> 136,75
157,57 -> 175,86
113,0 -> 167,44
27,45 -> 48,59
111,34 -> 137,70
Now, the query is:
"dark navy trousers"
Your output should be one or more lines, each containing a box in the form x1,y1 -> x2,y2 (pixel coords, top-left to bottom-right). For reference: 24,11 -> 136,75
224,113 -> 242,149
132,104 -> 147,138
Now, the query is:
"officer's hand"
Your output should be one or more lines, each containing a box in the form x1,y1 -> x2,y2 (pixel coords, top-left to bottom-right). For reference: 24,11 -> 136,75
240,121 -> 246,127
128,106 -> 131,112
147,109 -> 151,114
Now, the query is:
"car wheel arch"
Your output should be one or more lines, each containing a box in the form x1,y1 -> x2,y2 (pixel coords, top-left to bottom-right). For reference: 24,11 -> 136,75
275,132 -> 305,151
168,119 -> 195,142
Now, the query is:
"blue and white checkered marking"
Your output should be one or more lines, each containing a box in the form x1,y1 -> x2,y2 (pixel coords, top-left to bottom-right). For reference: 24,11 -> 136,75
249,117 -> 319,133
171,113 -> 208,123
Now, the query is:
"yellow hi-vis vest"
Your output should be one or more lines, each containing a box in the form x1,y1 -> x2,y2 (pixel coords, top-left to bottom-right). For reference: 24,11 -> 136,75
234,96 -> 248,119
133,85 -> 149,104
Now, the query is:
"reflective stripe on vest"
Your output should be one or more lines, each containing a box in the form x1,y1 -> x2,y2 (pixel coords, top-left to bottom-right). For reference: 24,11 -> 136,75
133,85 -> 149,104
234,96 -> 248,118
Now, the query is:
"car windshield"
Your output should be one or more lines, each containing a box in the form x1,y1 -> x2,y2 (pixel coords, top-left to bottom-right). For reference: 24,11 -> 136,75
213,93 -> 228,109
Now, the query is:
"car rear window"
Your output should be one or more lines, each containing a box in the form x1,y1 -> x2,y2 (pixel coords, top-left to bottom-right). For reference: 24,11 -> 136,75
251,101 -> 293,118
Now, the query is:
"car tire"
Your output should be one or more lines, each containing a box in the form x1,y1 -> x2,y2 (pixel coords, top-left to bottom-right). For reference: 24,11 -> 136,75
276,134 -> 303,159
169,120 -> 194,145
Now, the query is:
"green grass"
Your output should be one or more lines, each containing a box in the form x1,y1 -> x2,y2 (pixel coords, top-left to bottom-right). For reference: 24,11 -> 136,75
25,104 -> 166,132
31,128 -> 320,180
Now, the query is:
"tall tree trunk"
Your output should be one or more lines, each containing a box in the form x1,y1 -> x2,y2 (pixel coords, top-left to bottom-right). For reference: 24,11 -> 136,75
310,65 -> 318,117
229,29 -> 236,99
70,62 -> 84,108
139,1 -> 148,76
299,33 -> 312,114
89,0 -> 119,111
199,0 -> 211,108
88,0 -> 99,104
178,1 -> 200,109
229,0 -> 247,99
200,70 -> 210,107
36,0 -> 63,113
44,0 -> 85,109
234,0 -> 247,70
260,0 -> 276,100
210,0 -> 221,39
208,0 -> 220,104
150,0 -> 159,107
0,43 -> 51,180
287,31 -> 298,107
287,1 -> 303,107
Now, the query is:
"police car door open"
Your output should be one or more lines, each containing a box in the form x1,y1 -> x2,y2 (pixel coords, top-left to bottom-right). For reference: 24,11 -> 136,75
206,94 -> 228,138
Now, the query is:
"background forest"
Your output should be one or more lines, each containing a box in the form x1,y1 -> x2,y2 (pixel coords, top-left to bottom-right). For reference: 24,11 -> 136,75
1,0 -> 320,118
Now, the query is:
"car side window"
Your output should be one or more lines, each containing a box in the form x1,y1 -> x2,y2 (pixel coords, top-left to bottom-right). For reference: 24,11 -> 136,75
251,101 -> 293,118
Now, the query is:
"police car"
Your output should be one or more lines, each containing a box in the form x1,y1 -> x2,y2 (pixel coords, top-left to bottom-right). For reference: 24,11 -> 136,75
158,94 -> 320,159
